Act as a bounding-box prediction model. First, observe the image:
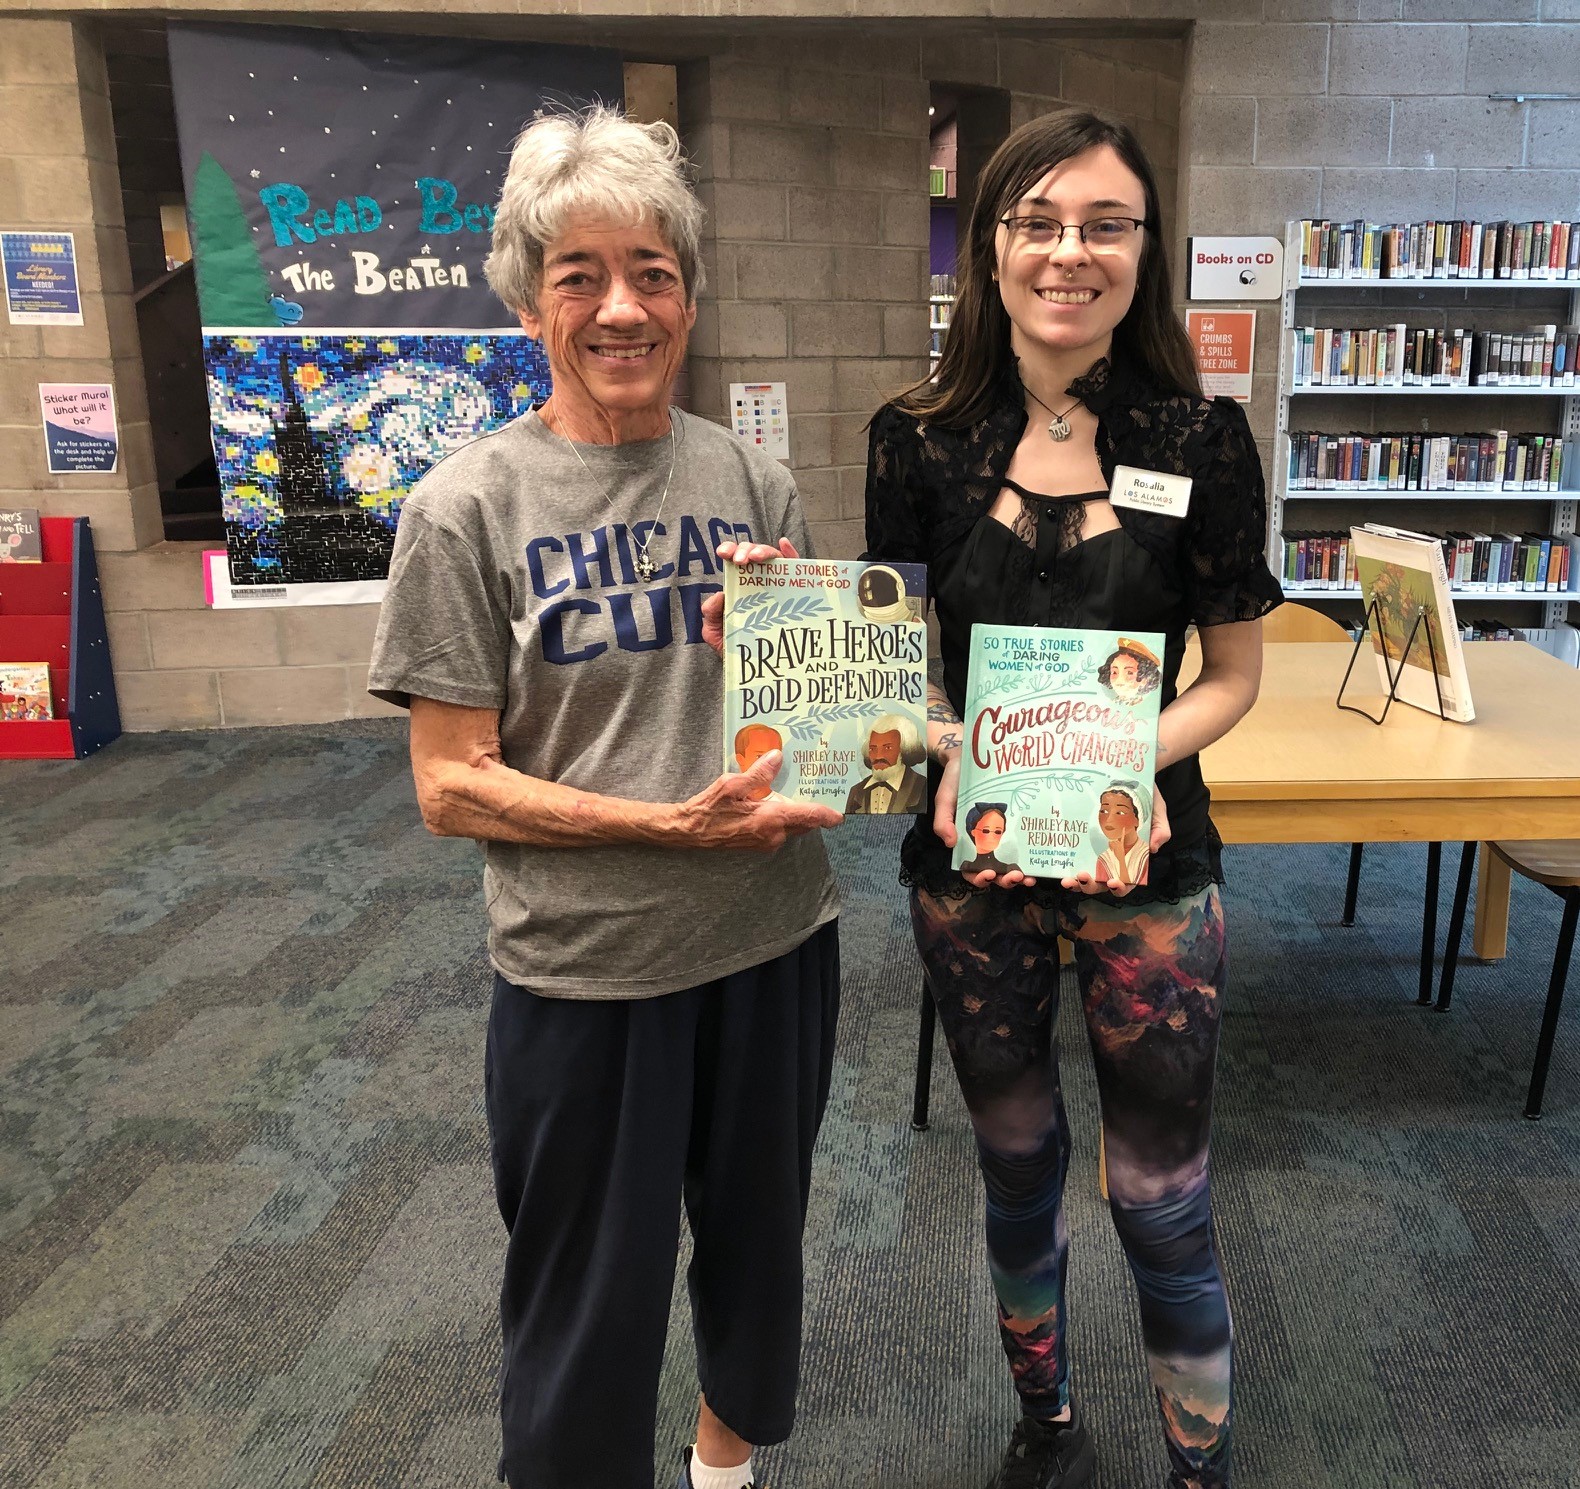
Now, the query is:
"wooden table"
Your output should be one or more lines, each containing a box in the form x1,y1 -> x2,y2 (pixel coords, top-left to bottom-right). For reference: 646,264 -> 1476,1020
1193,641 -> 1580,962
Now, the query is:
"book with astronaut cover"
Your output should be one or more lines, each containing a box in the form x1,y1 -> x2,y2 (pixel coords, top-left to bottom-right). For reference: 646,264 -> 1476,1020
951,626 -> 1165,887
722,557 -> 929,813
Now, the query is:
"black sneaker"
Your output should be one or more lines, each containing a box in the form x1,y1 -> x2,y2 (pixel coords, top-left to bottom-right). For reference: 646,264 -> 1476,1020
988,1409 -> 1097,1489
676,1447 -> 760,1489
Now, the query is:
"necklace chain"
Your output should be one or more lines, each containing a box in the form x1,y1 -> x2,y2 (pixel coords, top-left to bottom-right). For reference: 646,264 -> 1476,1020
551,407 -> 678,582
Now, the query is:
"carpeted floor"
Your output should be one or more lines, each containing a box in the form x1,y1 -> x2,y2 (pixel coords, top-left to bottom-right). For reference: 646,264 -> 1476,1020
1,722 -> 1576,1489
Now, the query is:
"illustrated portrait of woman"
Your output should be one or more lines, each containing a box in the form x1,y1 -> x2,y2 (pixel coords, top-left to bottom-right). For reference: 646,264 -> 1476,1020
961,801 -> 1012,876
1093,782 -> 1150,889
1098,637 -> 1162,705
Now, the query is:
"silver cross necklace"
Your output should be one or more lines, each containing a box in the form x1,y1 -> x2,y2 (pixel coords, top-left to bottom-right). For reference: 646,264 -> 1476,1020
551,409 -> 678,583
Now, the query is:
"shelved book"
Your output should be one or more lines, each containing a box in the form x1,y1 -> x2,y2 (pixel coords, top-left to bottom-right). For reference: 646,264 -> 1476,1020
1283,529 -> 1574,595
951,626 -> 1163,888
722,558 -> 928,813
1290,324 -> 1579,389
1297,218 -> 1580,281
0,507 -> 42,563
0,663 -> 53,721
1288,431 -> 1566,492
1350,525 -> 1474,722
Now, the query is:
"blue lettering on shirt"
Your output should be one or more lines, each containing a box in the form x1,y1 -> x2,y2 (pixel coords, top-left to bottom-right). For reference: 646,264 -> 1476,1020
526,517 -> 758,666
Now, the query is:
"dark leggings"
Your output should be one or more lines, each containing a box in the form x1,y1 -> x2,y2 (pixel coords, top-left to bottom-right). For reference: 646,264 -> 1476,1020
912,882 -> 1233,1489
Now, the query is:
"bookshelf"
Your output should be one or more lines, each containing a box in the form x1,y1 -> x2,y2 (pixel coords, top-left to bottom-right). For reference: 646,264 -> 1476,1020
1275,219 -> 1580,645
0,516 -> 121,760
929,274 -> 955,374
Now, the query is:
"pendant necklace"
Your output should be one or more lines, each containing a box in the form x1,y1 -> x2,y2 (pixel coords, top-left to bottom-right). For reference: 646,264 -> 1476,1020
551,409 -> 678,582
1024,387 -> 1084,443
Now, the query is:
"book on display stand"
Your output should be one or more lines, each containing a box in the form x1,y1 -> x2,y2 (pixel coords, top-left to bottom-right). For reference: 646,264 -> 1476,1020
1338,523 -> 1476,725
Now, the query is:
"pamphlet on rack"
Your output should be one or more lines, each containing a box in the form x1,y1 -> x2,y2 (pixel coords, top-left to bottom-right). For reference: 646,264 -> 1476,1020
1350,524 -> 1475,723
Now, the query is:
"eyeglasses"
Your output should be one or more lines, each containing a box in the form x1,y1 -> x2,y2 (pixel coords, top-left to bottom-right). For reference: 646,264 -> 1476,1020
999,216 -> 1148,249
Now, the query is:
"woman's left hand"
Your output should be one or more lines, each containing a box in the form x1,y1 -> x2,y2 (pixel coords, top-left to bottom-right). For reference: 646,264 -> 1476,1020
700,538 -> 799,657
1060,792 -> 1173,898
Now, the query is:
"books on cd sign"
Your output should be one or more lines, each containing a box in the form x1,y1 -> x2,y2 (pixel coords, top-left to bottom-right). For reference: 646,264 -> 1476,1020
722,558 -> 928,813
952,626 -> 1164,888
0,507 -> 42,563
0,662 -> 53,720
1350,523 -> 1475,723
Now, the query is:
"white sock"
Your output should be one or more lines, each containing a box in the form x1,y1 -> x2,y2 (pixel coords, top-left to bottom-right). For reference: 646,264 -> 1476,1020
688,1447 -> 755,1489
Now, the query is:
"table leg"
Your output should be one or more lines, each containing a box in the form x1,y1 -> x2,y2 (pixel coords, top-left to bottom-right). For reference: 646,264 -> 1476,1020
1418,842 -> 1441,1005
1472,845 -> 1511,962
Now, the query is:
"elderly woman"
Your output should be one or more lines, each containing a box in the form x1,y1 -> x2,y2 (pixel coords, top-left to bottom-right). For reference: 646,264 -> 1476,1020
368,107 -> 841,1489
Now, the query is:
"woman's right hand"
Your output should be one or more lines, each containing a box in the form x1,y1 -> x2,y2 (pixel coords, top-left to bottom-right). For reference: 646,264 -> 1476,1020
932,754 -> 1037,890
676,750 -> 842,851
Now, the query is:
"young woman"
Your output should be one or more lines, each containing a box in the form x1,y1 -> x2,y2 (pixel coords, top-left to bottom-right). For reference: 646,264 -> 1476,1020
864,111 -> 1282,1489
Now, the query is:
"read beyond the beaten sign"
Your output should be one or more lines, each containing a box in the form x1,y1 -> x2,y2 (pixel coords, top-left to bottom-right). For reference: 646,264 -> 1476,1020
168,23 -> 621,598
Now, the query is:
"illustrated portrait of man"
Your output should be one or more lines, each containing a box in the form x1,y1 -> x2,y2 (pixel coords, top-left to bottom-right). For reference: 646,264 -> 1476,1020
1098,637 -> 1162,705
733,723 -> 787,801
845,713 -> 928,815
855,564 -> 923,624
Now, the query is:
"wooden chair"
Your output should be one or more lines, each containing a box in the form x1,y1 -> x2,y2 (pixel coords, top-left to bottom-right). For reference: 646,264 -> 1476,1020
1435,840 -> 1579,1118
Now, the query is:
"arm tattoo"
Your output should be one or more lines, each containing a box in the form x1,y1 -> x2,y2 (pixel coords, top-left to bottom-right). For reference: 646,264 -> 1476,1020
927,699 -> 959,724
935,730 -> 962,760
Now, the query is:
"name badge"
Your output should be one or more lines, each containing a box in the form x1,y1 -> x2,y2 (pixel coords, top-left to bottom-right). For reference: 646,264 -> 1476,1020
1110,465 -> 1192,519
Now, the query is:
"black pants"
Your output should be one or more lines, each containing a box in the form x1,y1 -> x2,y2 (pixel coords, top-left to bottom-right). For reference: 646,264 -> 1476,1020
485,921 -> 840,1489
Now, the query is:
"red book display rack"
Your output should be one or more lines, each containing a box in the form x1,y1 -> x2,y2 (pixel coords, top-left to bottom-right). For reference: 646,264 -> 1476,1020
0,516 -> 121,760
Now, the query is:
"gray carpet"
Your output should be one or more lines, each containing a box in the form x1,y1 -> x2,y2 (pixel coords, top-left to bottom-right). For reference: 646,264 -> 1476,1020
1,721 -> 1576,1489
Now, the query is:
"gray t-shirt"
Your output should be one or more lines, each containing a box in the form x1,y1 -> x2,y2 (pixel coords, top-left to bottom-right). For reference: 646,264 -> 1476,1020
368,408 -> 840,999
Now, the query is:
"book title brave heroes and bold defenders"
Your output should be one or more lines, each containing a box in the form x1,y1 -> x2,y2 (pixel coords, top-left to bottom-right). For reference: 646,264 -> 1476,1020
723,559 -> 929,813
953,626 -> 1165,888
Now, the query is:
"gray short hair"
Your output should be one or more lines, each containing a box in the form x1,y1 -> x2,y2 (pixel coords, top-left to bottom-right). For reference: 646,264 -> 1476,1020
484,104 -> 705,314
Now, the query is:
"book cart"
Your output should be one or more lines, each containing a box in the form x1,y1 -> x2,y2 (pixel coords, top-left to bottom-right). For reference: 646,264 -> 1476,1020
0,516 -> 121,759
1273,220 -> 1580,659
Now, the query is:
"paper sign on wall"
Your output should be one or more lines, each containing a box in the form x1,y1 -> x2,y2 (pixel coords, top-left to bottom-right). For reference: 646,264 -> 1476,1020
2,231 -> 84,325
1186,309 -> 1255,403
202,547 -> 387,608
39,384 -> 119,473
729,381 -> 790,461
1186,235 -> 1283,301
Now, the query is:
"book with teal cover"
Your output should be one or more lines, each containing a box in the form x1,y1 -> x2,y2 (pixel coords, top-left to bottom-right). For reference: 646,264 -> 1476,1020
951,625 -> 1165,886
722,558 -> 928,812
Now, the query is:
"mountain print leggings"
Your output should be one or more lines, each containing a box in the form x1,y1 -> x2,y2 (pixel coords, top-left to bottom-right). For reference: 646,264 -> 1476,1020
912,881 -> 1233,1489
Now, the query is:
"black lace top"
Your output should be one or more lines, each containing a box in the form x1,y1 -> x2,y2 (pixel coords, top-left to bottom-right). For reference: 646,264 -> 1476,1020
863,354 -> 1284,907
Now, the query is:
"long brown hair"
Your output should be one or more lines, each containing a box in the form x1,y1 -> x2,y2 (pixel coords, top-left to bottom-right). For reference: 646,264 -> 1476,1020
898,110 -> 1200,427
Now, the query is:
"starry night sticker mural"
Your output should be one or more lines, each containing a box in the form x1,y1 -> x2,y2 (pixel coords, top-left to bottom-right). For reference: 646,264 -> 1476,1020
167,22 -> 621,594
205,333 -> 551,584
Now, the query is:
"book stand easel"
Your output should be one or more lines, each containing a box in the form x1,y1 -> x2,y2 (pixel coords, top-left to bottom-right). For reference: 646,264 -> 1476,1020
1335,599 -> 1448,725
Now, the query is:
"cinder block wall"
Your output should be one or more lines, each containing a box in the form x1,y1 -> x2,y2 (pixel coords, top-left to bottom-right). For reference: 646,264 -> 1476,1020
1184,11 -> 1580,478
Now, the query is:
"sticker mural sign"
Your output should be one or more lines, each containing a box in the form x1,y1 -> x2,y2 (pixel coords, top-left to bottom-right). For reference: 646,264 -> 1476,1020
168,23 -> 621,595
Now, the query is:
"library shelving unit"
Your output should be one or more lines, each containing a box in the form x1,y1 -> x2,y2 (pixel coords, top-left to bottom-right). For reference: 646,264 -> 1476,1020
0,516 -> 121,760
928,273 -> 955,374
1274,220 -> 1579,651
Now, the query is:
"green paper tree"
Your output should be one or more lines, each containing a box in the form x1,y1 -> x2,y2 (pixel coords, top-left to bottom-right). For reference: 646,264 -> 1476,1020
188,151 -> 274,327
